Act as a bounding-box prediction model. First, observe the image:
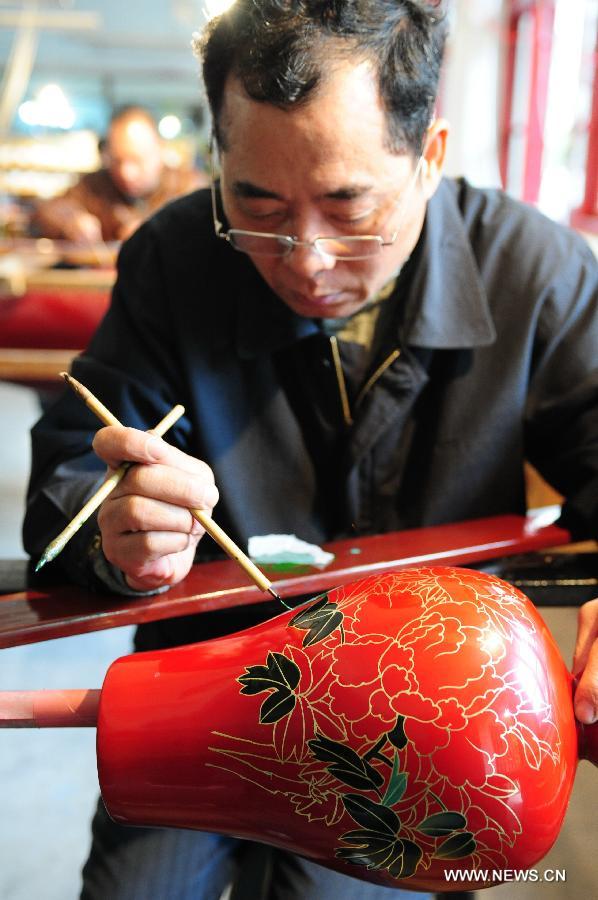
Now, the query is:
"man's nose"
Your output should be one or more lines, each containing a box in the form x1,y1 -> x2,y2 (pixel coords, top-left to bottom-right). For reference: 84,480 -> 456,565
283,238 -> 337,277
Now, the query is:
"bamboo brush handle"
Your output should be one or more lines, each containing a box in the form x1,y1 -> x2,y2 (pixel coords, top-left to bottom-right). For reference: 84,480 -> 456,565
189,508 -> 273,593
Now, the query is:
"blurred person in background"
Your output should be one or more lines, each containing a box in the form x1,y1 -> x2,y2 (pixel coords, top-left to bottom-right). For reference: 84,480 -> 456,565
32,105 -> 207,244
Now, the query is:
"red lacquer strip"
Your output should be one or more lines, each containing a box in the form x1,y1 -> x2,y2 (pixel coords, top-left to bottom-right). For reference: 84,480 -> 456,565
0,515 -> 570,648
0,689 -> 100,727
0,289 -> 111,349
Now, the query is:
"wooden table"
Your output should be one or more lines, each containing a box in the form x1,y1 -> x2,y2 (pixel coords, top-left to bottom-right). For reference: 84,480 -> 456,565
0,243 -> 114,385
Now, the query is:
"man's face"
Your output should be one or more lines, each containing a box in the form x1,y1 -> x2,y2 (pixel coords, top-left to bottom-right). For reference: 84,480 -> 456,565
107,118 -> 164,200
218,61 -> 438,319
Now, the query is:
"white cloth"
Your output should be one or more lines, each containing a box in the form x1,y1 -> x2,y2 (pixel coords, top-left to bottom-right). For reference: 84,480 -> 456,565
248,534 -> 335,568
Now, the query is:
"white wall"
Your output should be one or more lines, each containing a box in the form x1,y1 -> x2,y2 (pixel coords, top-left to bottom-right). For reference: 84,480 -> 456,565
441,0 -> 504,187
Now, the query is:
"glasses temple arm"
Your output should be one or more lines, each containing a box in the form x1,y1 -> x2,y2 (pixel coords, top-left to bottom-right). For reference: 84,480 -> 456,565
386,155 -> 425,245
209,135 -> 226,236
210,184 -> 225,236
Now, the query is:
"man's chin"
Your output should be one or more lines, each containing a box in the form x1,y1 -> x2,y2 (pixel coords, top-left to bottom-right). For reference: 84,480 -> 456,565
282,289 -> 366,319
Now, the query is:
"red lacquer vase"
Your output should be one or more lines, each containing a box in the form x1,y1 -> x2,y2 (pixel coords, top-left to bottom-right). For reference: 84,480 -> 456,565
97,566 -> 598,891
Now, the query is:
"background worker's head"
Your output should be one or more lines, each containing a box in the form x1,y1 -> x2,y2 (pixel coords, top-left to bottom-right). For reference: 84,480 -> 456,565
105,106 -> 164,200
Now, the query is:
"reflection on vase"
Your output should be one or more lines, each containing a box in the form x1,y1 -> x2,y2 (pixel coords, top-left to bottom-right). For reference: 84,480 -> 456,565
98,567 -> 588,891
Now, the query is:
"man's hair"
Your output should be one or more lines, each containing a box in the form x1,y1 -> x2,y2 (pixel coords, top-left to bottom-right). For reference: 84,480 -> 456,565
195,0 -> 447,156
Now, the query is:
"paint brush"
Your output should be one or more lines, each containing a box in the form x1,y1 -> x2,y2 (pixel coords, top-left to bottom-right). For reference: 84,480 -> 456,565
42,373 -> 285,605
35,397 -> 185,572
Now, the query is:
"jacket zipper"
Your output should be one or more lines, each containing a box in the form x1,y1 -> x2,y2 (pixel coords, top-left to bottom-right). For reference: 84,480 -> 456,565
329,335 -> 401,427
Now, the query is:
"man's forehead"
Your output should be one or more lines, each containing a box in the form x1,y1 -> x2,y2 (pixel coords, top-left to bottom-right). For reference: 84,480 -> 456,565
215,78 -> 417,200
110,118 -> 158,144
218,61 -> 386,146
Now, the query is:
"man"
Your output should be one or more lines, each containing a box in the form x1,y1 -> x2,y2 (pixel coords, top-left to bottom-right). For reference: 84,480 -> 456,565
32,105 -> 205,243
23,0 -> 598,897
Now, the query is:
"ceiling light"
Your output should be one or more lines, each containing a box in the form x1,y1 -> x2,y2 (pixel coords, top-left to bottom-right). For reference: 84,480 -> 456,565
159,115 -> 182,139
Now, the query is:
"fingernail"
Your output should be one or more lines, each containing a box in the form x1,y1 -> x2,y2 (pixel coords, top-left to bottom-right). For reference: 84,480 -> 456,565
145,436 -> 162,460
575,699 -> 597,724
204,484 -> 219,508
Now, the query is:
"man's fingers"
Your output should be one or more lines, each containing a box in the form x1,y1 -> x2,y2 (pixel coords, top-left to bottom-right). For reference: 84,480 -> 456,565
98,494 -> 207,538
110,464 -> 219,513
92,424 -> 219,592
574,641 -> 598,725
93,426 -> 215,480
121,539 -> 199,592
573,598 -> 598,724
103,529 -> 200,572
93,426 -> 219,510
72,211 -> 102,243
573,597 -> 598,677
93,426 -> 165,469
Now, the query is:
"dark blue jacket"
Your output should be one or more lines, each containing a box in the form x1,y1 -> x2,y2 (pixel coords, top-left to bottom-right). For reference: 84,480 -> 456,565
23,179 -> 598,645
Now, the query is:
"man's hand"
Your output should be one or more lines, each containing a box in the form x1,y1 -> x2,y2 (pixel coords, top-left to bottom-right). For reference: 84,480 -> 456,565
573,597 -> 598,724
63,210 -> 104,243
114,210 -> 143,242
93,426 -> 219,591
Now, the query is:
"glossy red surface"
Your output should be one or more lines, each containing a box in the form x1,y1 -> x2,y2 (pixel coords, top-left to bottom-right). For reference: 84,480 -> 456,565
0,288 -> 110,349
98,566 -> 588,891
0,515 -> 570,647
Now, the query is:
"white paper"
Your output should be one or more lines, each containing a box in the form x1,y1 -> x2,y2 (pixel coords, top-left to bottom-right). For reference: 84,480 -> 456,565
248,534 -> 335,568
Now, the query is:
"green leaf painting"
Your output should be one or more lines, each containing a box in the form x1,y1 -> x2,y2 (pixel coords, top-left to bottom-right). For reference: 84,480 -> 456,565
381,754 -> 408,807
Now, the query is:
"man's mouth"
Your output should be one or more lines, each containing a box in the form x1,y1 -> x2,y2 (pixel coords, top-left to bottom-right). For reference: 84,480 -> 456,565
289,288 -> 349,307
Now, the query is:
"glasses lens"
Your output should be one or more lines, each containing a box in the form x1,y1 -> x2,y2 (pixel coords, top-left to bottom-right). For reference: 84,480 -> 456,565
316,236 -> 383,260
228,231 -> 291,257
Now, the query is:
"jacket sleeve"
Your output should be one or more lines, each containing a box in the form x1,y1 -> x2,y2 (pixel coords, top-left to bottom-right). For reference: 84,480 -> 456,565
22,219 -> 194,588
523,235 -> 598,539
32,178 -> 96,241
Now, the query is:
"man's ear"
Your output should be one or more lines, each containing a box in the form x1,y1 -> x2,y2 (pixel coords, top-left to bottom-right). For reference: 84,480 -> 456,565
420,117 -> 449,198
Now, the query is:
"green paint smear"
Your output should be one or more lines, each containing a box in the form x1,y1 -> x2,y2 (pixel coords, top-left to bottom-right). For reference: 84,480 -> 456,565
260,562 -> 316,574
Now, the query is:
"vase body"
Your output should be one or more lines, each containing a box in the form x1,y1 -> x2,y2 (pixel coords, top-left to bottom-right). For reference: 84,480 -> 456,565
97,566 -> 579,891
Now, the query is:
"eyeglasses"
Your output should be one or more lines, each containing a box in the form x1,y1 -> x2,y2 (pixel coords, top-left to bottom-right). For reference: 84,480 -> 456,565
210,155 -> 423,261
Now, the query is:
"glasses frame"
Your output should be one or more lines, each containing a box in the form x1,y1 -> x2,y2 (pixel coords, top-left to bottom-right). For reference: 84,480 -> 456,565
209,147 -> 424,261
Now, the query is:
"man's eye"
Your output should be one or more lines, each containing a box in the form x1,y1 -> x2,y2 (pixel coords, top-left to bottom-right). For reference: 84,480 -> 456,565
342,211 -> 376,224
326,204 -> 378,225
238,201 -> 286,220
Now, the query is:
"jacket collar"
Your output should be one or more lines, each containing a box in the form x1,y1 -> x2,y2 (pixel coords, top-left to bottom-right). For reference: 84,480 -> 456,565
400,178 -> 495,348
224,177 -> 496,359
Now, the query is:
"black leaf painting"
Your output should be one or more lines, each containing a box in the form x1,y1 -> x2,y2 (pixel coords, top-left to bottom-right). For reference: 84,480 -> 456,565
238,651 -> 301,724
289,595 -> 344,647
308,735 -> 384,792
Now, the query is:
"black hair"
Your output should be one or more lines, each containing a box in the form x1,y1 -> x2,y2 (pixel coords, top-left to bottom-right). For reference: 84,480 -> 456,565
195,0 -> 447,156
